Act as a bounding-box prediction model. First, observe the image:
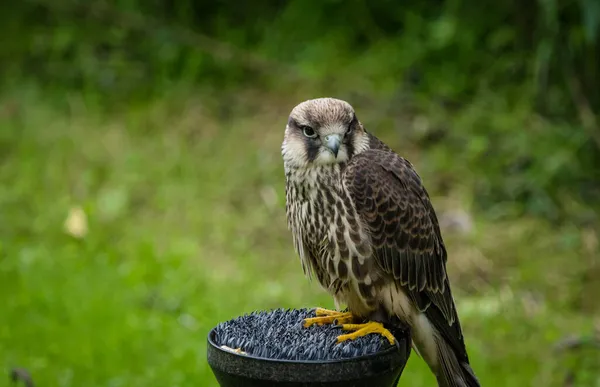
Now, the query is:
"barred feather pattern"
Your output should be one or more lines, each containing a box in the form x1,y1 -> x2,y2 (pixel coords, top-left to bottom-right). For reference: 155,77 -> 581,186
285,163 -> 382,315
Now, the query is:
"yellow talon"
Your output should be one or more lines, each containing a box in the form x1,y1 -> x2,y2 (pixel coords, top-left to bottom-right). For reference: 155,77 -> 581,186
337,321 -> 396,345
303,307 -> 355,328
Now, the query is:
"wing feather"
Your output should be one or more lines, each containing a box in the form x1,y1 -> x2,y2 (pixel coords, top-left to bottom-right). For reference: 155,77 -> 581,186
344,148 -> 468,359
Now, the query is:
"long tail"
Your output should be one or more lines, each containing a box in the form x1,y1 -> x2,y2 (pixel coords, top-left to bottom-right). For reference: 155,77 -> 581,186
434,334 -> 480,387
411,313 -> 481,387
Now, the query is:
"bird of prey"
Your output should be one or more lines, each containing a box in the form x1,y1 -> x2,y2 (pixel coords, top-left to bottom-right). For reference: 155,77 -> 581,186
282,98 -> 480,387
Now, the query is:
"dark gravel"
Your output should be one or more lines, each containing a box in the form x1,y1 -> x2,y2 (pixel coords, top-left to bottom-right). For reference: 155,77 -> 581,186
212,308 -> 395,361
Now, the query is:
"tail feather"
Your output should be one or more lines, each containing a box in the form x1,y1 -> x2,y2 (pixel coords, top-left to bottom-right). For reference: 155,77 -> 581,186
409,311 -> 480,387
435,335 -> 480,387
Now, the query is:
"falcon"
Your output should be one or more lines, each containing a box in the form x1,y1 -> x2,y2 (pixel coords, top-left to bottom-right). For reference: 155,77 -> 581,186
282,98 -> 480,387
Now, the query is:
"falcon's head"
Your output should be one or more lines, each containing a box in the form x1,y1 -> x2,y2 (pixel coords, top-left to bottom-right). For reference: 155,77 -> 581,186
282,98 -> 370,169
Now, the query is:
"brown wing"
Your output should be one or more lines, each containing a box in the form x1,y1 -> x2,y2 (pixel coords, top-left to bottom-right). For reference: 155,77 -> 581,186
343,149 -> 466,356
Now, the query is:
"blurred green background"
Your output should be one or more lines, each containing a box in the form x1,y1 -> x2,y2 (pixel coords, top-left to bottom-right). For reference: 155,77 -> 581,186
1,0 -> 599,386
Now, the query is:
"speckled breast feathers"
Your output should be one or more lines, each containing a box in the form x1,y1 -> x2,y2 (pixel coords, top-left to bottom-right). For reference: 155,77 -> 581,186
285,164 -> 380,315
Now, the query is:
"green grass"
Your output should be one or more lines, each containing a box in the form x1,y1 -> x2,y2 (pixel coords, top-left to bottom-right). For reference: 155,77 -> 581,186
0,88 -> 598,386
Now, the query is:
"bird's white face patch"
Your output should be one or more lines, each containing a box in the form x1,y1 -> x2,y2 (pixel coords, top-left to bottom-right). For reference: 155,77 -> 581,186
282,133 -> 309,169
312,145 -> 350,165
282,136 -> 351,169
352,132 -> 370,155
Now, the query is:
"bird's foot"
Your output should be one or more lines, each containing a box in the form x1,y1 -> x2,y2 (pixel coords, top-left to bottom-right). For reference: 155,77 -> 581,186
303,307 -> 355,327
337,321 -> 396,345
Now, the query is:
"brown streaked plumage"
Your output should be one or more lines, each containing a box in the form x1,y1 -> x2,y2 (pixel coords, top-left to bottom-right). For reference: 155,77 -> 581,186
282,98 -> 480,387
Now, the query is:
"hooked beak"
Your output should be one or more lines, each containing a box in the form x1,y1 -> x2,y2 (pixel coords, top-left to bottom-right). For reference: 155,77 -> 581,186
324,134 -> 341,157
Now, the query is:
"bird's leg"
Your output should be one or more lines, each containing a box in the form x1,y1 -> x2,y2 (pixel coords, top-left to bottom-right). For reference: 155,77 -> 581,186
303,307 -> 355,327
337,321 -> 396,345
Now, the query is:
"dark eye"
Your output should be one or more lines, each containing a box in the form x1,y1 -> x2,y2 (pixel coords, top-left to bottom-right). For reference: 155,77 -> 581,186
301,125 -> 317,138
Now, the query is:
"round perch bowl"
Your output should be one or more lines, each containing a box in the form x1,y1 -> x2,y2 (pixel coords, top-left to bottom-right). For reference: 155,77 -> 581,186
207,308 -> 411,387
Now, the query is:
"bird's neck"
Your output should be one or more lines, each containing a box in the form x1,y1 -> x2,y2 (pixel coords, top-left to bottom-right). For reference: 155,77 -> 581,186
286,163 -> 342,185
285,164 -> 344,202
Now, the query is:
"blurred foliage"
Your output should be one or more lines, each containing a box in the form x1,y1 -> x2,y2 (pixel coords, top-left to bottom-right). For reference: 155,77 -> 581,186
2,0 -> 599,222
1,1 -> 599,386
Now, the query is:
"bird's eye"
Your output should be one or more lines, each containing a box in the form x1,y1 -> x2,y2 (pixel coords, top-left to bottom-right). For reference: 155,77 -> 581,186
301,126 -> 317,138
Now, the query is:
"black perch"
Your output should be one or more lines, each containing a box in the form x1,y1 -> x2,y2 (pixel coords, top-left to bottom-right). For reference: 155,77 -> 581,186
207,308 -> 411,387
